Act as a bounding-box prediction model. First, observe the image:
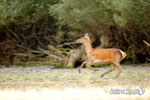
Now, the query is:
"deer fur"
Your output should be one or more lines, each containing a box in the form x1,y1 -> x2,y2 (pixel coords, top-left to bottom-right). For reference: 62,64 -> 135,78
76,33 -> 126,78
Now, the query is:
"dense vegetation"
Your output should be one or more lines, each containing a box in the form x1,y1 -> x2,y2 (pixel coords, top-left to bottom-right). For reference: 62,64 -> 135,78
0,0 -> 150,66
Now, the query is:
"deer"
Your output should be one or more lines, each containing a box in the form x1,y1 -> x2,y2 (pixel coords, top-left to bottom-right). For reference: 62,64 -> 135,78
76,33 -> 126,78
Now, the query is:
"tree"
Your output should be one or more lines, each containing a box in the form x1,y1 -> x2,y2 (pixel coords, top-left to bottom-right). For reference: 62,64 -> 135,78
51,0 -> 150,63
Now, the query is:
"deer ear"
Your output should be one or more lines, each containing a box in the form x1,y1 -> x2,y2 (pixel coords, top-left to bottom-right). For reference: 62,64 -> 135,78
85,33 -> 89,36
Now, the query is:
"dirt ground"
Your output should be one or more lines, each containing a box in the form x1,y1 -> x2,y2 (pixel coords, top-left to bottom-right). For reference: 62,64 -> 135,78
0,64 -> 150,100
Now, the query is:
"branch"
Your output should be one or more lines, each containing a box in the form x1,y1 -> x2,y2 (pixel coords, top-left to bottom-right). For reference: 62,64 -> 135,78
13,53 -> 28,57
143,40 -> 150,47
57,42 -> 76,48
49,54 -> 62,61
5,25 -> 22,44
38,47 -> 66,60
15,44 -> 46,54
38,47 -> 50,54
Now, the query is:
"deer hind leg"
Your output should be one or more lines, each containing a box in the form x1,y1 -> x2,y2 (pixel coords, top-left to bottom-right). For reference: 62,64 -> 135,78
115,64 -> 123,78
101,64 -> 115,78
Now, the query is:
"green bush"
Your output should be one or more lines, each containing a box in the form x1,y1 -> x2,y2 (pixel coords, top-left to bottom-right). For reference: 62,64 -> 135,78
112,0 -> 150,63
50,0 -> 114,35
51,0 -> 150,63
0,0 -> 60,49
0,0 -> 150,64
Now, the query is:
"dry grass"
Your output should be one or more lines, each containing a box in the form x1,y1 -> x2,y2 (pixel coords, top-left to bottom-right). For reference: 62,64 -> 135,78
0,64 -> 150,100
0,88 -> 150,100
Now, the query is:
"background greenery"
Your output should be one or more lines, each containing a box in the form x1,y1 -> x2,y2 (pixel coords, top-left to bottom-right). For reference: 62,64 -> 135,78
0,0 -> 150,66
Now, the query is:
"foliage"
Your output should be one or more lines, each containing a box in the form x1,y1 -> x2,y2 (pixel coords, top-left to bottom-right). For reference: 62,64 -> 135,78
0,0 -> 150,65
51,0 -> 150,63
0,0 -> 60,49
0,0 -> 56,27
0,0 -> 62,65
51,0 -> 114,35
112,0 -> 150,63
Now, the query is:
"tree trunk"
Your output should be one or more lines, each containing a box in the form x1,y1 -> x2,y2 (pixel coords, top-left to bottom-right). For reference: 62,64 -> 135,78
100,34 -> 109,47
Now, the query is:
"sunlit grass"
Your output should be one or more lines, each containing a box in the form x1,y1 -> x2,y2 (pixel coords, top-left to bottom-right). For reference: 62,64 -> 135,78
0,88 -> 150,100
0,65 -> 150,99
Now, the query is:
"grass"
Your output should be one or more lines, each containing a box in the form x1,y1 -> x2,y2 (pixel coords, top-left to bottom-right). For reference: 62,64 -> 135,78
0,67 -> 150,89
0,65 -> 150,100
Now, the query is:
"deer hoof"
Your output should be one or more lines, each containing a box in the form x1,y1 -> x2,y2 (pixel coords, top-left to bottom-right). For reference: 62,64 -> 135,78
101,74 -> 104,78
78,69 -> 81,74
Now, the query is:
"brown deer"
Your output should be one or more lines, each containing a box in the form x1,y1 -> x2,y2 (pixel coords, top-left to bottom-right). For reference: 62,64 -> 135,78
76,33 -> 126,78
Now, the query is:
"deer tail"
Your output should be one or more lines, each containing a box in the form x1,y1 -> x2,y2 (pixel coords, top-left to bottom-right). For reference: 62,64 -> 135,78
119,50 -> 126,60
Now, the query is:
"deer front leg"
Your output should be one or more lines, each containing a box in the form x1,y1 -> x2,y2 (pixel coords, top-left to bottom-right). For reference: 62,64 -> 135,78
101,64 -> 115,78
86,63 -> 99,72
78,61 -> 88,74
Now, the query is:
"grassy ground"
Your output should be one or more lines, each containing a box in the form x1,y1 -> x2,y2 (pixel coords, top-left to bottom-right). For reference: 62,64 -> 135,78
0,64 -> 150,100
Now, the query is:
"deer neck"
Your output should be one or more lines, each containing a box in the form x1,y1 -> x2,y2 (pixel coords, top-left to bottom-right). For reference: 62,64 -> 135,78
83,39 -> 93,54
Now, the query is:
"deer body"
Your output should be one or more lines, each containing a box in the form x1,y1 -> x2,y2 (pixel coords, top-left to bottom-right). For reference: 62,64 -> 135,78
76,33 -> 126,78
88,49 -> 120,64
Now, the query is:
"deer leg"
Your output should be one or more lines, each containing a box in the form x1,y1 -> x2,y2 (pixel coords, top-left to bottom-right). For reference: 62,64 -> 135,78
78,61 -> 88,74
101,64 -> 115,78
115,64 -> 123,78
86,64 -> 99,72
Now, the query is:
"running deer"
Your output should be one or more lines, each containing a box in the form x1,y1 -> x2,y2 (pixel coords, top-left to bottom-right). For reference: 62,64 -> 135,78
76,33 -> 126,78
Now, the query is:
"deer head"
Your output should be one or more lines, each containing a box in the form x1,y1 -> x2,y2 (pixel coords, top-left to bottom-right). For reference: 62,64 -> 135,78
76,33 -> 89,43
